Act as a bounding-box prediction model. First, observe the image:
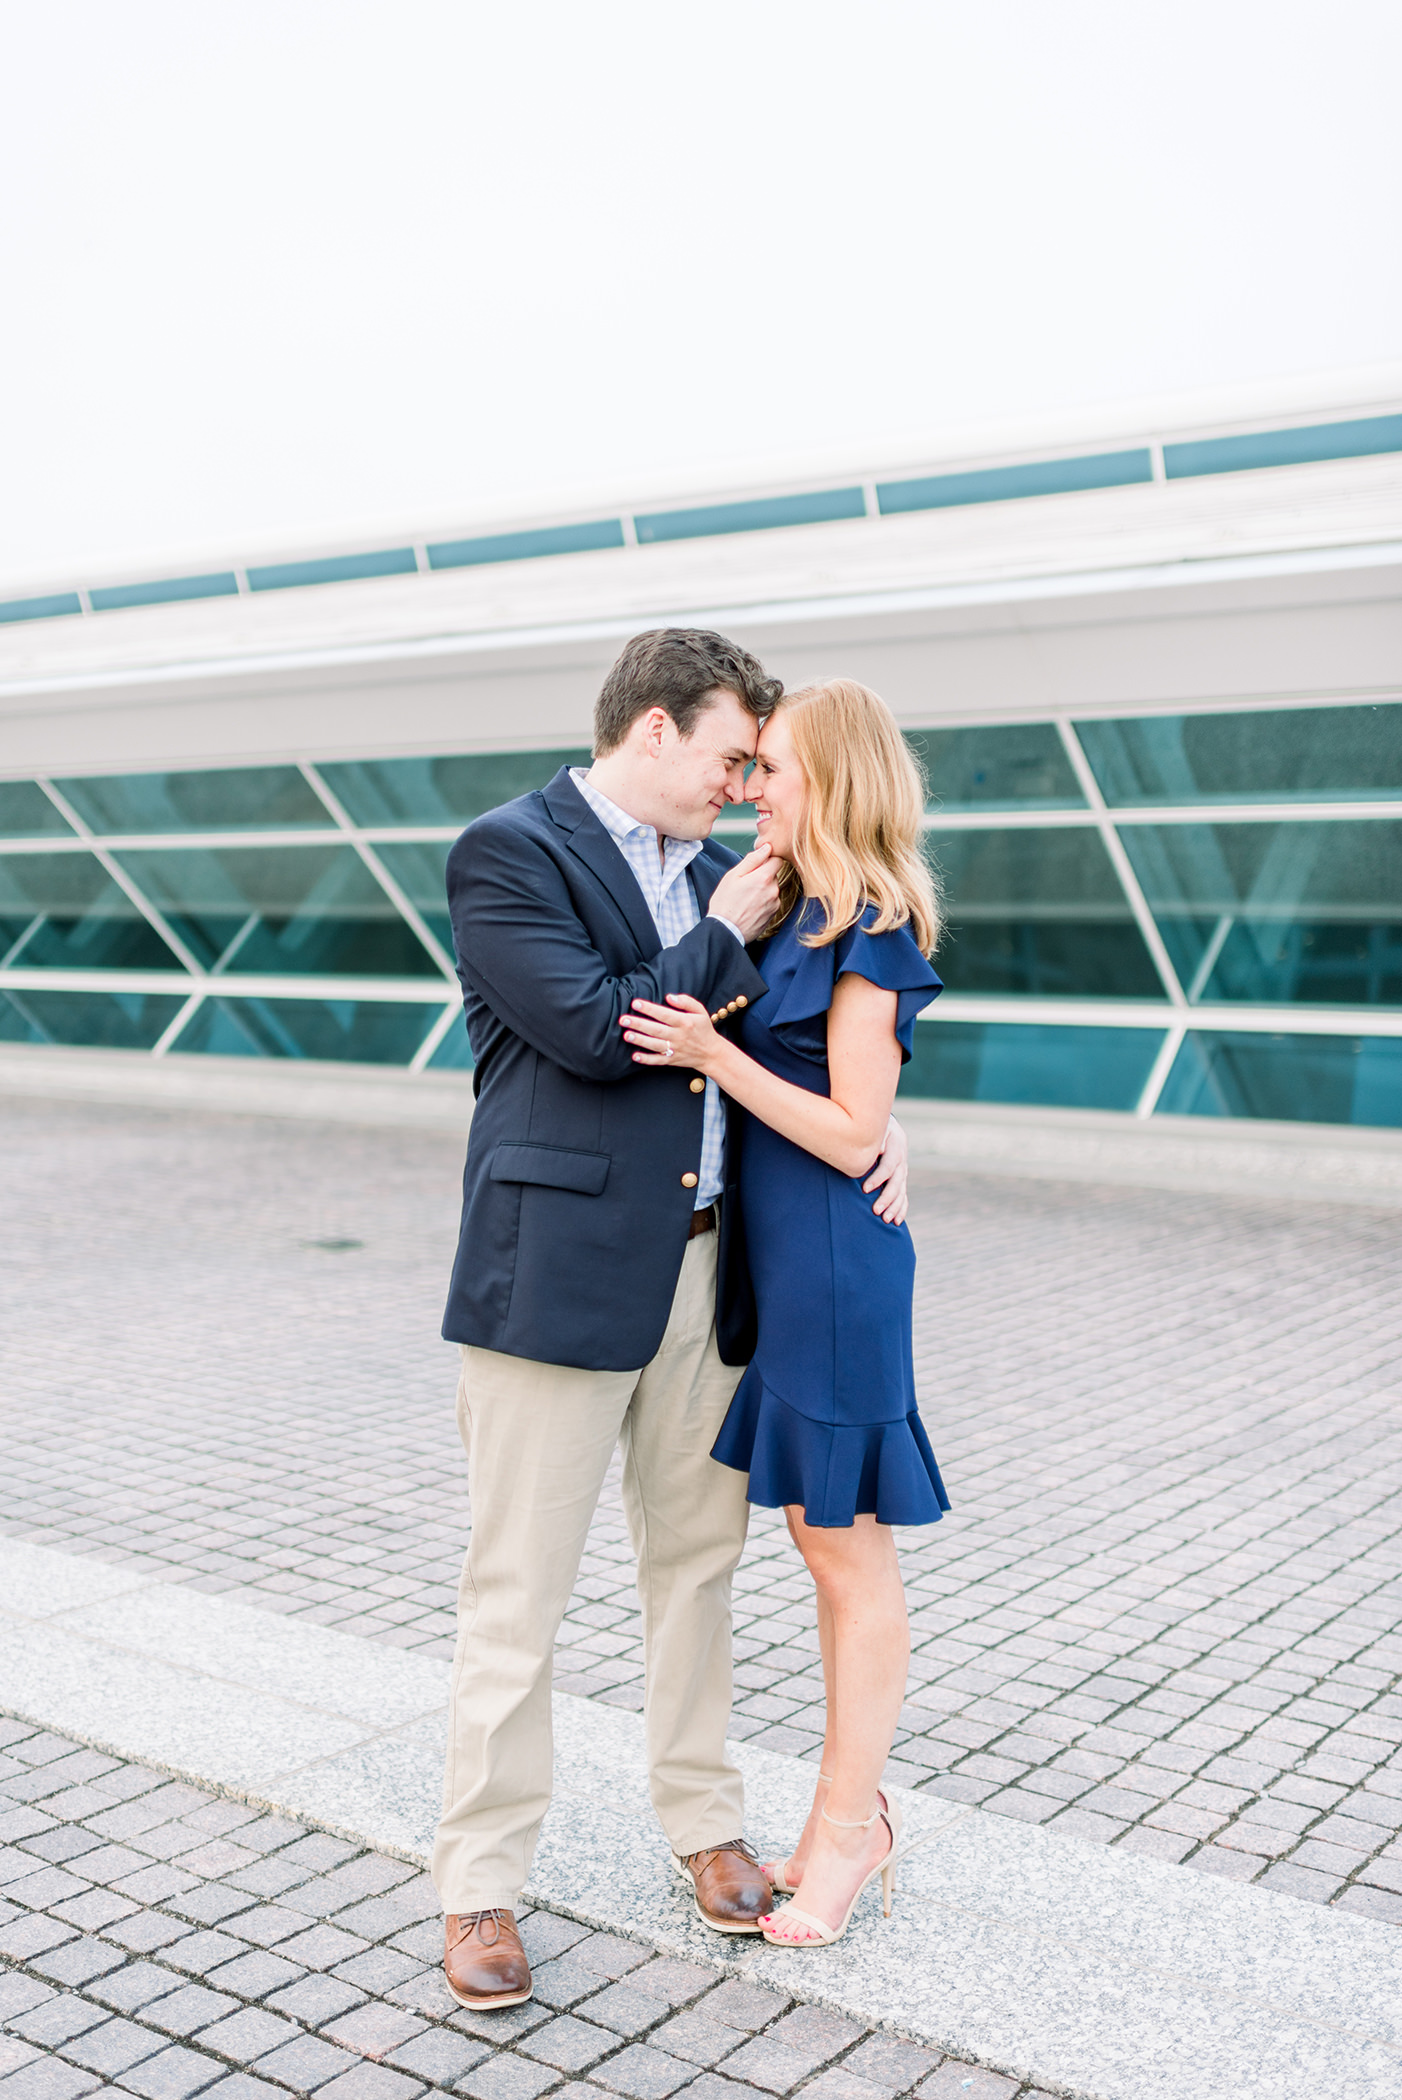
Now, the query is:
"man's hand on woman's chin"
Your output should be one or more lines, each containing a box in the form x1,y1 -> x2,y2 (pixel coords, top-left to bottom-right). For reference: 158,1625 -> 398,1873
863,1115 -> 909,1226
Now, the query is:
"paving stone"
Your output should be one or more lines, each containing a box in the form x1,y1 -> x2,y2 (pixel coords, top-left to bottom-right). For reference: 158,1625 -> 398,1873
249,2032 -> 356,2090
203,1952 -> 306,2000
334,1950 -> 426,1996
799,2070 -> 891,2100
265,1976 -> 367,2027
646,2012 -> 742,2068
27,1938 -> 127,1987
516,2014 -> 616,2072
383,2029 -> 491,2084
714,2037 -> 815,2094
0,1974 -> 56,2020
159,1932 -> 251,1979
170,1887 -> 262,1929
115,2043 -> 229,2099
588,2044 -> 695,2099
9,1999 -> 110,2049
574,1982 -> 671,2037
697,1982 -> 791,2034
0,2058 -> 106,2100
320,2006 -> 425,2061
59,2015 -> 167,2075
625,1961 -> 715,2007
767,2005 -> 863,2065
842,2036 -> 942,2093
516,1914 -> 589,1966
457,2056 -> 562,2100
195,2009 -> 300,2061
139,1990 -> 243,2041
196,2077 -> 287,2100
1333,1883 -> 1402,1924
917,2066 -> 1017,2099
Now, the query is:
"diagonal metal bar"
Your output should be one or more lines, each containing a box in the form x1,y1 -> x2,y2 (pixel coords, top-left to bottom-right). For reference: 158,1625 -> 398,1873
34,779 -> 208,981
297,762 -> 459,981
1054,721 -> 1188,1009
409,998 -> 466,1073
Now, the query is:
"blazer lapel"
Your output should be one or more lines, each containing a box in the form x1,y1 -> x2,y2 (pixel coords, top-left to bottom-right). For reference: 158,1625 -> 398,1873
689,842 -> 725,916
541,767 -> 663,959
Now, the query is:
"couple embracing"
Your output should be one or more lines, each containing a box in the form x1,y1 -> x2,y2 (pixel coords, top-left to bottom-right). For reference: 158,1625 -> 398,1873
434,628 -> 949,2009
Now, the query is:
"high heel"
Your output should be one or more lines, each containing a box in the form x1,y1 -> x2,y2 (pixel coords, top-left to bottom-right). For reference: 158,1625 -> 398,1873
760,1795 -> 904,1947
763,1772 -> 833,1895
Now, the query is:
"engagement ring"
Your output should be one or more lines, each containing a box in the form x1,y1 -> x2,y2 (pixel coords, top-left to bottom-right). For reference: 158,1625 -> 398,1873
664,1045 -> 674,1059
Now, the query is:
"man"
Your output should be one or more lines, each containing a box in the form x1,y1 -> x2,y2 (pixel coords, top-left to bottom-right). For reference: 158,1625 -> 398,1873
435,628 -> 907,2009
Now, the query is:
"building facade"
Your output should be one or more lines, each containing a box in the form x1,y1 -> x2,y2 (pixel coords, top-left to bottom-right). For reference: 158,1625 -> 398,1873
2,379 -> 1400,1126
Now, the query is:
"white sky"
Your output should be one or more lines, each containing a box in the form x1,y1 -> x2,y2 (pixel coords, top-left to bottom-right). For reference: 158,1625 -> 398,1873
2,0 -> 1400,590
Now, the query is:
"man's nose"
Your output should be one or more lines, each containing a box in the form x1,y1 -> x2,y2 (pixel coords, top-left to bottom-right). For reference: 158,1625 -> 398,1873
724,768 -> 748,804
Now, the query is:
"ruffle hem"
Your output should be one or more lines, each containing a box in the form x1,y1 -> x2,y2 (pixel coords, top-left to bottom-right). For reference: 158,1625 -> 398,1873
713,1367 -> 951,1529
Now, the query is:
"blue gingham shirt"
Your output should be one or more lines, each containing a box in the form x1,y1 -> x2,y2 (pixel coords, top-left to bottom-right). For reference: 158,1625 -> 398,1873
571,769 -> 735,1208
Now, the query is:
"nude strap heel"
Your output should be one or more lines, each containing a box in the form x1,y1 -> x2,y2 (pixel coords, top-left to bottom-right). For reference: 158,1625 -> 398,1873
760,1795 -> 903,1946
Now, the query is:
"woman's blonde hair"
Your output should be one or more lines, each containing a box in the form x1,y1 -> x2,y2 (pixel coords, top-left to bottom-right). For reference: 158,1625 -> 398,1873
764,679 -> 942,956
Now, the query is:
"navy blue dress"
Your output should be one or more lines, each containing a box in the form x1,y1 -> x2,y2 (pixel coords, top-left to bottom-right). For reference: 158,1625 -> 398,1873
711,901 -> 952,1528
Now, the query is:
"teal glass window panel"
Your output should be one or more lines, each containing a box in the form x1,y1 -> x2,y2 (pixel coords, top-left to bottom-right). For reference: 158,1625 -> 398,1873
1163,413 -> 1402,480
319,749 -> 591,827
0,782 -> 73,837
1157,1030 -> 1402,1127
1118,821 -> 1402,1005
372,840 -> 453,953
909,724 -> 1084,810
171,996 -> 438,1063
0,591 -> 83,624
898,1021 -> 1164,1109
113,844 -> 441,976
247,548 -> 417,591
0,987 -> 187,1050
928,827 -> 1164,997
427,1017 -> 475,1070
877,449 -> 1152,515
54,766 -> 333,834
0,853 -> 180,970
88,573 -> 239,612
635,487 -> 865,544
1076,704 -> 1402,805
427,520 -> 625,568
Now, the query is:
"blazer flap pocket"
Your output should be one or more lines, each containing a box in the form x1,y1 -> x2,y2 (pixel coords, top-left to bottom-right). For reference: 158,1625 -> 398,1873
489,1142 -> 610,1196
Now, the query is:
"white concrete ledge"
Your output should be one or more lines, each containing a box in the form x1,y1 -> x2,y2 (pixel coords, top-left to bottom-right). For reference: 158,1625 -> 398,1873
2,1538 -> 1399,2100
0,1041 -> 475,1133
3,1040 -> 1400,1204
898,1098 -> 1402,1206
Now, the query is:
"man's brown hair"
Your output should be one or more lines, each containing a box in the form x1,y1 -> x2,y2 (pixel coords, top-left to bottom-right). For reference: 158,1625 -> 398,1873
593,628 -> 783,755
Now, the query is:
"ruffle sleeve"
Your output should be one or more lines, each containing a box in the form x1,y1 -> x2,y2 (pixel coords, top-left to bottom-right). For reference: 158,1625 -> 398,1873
762,902 -> 942,1064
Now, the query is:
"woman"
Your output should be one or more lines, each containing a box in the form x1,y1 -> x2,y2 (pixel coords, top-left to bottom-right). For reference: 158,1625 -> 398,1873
621,679 -> 949,1949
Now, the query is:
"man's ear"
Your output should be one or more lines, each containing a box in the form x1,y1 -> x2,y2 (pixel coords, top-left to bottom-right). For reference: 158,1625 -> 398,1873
641,706 -> 671,758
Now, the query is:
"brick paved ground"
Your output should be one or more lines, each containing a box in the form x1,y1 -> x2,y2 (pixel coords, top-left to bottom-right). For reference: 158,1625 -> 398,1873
2,1097 -> 1401,1924
0,1720 -> 1035,2100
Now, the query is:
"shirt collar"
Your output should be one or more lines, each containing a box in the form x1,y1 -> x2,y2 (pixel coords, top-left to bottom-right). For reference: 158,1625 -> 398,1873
570,768 -> 704,871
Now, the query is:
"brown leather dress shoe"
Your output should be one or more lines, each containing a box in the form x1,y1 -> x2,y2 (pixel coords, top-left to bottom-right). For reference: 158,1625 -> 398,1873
444,1909 -> 532,2008
672,1839 -> 773,1933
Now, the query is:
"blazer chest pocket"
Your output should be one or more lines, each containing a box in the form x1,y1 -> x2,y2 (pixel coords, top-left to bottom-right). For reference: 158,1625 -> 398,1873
489,1142 -> 610,1196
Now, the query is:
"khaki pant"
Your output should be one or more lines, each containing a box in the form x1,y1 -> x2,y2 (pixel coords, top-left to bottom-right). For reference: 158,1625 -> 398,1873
433,1230 -> 750,1911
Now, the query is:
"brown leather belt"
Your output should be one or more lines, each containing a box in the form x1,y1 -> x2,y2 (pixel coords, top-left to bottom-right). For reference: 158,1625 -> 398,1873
687,1205 -> 717,1239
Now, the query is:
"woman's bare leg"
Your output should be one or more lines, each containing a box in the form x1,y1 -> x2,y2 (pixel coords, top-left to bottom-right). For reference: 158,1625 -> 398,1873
764,1509 -> 909,1943
764,1530 -> 839,1885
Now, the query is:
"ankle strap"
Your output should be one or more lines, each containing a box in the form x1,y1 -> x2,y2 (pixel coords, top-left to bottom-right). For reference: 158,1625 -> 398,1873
821,1804 -> 882,1828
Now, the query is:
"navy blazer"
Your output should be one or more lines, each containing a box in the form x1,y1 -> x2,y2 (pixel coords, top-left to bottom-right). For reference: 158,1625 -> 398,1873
440,767 -> 769,1372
